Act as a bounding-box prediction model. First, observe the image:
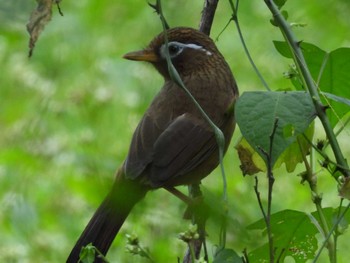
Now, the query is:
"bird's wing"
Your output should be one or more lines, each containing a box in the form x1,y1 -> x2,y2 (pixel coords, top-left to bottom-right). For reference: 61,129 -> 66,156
124,113 -> 164,180
150,113 -> 217,187
124,111 -> 219,187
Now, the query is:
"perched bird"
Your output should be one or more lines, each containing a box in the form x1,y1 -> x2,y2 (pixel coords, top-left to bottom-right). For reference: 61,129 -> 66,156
67,27 -> 238,262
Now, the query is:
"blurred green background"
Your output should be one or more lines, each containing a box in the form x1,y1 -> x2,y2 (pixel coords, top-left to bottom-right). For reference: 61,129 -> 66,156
1,1 -> 350,262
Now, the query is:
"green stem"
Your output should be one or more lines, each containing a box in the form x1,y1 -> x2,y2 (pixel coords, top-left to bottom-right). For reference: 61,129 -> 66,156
263,0 -> 349,178
228,0 -> 271,91
297,137 -> 336,261
315,201 -> 336,262
313,202 -> 350,263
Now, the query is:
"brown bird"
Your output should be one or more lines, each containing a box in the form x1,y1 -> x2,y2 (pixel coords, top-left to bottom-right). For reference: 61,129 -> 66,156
67,27 -> 238,262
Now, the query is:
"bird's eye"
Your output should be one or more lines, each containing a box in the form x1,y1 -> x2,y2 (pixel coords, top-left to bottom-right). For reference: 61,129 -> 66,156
160,42 -> 184,59
168,44 -> 181,56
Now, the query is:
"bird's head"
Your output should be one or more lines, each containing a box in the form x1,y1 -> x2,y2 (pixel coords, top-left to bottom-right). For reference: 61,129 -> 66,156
123,27 -> 222,79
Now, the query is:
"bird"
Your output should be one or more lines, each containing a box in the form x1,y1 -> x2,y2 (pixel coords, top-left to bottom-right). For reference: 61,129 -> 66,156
67,27 -> 238,263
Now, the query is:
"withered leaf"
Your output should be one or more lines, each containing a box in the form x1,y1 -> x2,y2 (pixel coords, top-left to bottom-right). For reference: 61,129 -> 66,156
27,0 -> 62,57
235,137 -> 264,176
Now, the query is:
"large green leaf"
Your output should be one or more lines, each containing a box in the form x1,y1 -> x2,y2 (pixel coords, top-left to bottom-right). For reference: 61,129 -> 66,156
235,91 -> 316,167
273,41 -> 350,126
247,210 -> 318,262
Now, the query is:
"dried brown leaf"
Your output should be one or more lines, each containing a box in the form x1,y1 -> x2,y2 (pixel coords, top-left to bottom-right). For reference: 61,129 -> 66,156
235,137 -> 264,176
26,0 -> 55,57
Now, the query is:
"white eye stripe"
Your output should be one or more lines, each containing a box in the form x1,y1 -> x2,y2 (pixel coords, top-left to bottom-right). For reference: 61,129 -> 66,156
160,41 -> 212,59
183,43 -> 212,56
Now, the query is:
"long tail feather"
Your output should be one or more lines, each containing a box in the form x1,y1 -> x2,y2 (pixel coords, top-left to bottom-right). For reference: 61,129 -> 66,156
67,173 -> 147,263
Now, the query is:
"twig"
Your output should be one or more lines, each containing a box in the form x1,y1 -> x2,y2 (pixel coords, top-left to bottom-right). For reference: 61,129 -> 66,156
255,118 -> 278,263
253,176 -> 267,222
148,1 -> 170,28
55,0 -> 64,16
242,248 -> 250,263
199,0 -> 219,35
302,134 -> 350,174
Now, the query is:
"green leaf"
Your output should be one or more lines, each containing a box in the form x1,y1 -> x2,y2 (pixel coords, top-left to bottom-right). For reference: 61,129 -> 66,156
247,210 -> 318,262
273,41 -> 350,126
318,48 -> 350,126
235,91 -> 316,167
274,0 -> 288,9
213,248 -> 243,263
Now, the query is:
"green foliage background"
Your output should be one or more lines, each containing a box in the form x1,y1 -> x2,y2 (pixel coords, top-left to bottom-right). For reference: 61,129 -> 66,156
1,1 -> 349,262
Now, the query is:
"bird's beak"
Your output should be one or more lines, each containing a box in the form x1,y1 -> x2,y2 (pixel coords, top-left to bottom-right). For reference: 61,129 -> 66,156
123,49 -> 158,62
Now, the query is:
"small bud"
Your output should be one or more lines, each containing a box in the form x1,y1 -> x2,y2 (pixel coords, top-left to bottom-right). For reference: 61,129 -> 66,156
179,224 -> 199,243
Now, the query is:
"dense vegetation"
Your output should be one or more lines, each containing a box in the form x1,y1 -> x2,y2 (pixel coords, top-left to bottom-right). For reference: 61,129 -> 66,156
1,1 -> 350,262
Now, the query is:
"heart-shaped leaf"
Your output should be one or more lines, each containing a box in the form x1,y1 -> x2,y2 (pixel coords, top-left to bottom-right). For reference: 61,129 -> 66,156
235,91 -> 316,167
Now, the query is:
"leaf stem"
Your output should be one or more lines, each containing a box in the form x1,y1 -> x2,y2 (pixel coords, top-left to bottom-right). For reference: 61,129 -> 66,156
228,0 -> 271,91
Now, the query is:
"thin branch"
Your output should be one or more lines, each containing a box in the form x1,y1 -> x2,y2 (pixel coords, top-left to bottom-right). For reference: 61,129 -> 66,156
55,0 -> 64,16
253,176 -> 267,221
242,248 -> 250,263
199,0 -> 219,35
148,1 -> 170,28
255,118 -> 278,263
302,134 -> 350,174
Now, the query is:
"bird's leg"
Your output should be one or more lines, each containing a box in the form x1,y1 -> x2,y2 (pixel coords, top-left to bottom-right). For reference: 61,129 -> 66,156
165,186 -> 193,205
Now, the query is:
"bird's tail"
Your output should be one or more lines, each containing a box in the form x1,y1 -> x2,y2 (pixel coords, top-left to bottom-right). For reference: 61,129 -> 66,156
67,170 -> 147,263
